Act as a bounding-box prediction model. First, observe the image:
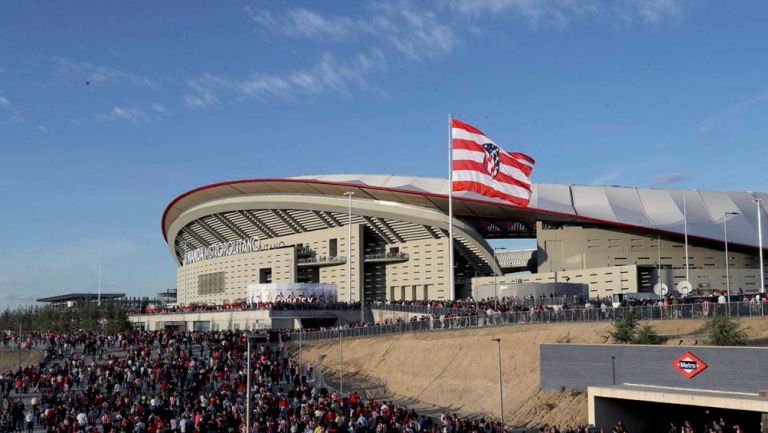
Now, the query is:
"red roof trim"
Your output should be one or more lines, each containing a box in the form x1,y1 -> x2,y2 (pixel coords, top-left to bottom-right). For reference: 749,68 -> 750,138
160,178 -> 762,253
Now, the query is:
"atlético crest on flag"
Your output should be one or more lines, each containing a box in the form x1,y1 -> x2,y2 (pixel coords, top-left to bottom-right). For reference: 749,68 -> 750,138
451,118 -> 535,207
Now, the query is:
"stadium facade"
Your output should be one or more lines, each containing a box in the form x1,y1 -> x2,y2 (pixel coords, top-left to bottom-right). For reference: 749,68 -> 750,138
162,175 -> 767,305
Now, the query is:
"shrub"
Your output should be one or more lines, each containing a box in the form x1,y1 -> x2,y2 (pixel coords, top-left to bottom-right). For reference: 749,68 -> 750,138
634,323 -> 662,345
609,311 -> 662,344
609,311 -> 638,343
704,315 -> 747,346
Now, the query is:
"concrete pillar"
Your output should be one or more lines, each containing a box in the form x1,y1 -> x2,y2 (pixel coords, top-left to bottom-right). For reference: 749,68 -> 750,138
761,413 -> 768,433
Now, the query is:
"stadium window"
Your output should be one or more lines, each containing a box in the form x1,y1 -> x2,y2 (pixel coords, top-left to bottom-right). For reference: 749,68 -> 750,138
259,268 -> 272,284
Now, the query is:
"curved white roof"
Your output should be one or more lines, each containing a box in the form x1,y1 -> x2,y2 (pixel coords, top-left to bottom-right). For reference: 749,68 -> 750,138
292,174 -> 767,250
163,174 -> 767,251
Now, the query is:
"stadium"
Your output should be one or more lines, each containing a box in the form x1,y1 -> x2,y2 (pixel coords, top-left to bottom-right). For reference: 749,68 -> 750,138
162,174 -> 767,306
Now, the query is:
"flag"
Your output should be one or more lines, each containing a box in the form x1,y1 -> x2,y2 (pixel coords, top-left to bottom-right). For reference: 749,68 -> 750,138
451,118 -> 535,207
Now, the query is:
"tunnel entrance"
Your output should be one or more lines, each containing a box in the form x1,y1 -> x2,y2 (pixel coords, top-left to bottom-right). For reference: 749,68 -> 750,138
590,386 -> 768,433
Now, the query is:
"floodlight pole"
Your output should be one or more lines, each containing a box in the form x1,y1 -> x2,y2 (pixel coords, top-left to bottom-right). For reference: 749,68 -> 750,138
183,240 -> 188,306
493,249 -> 499,310
756,198 -> 765,294
492,338 -> 504,426
246,334 -> 251,433
339,329 -> 343,394
657,235 -> 662,290
723,211 -> 740,313
344,192 -> 354,304
683,192 -> 690,284
98,264 -> 102,307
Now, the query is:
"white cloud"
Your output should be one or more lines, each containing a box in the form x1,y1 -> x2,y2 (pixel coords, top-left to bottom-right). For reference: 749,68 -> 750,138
183,73 -> 235,108
185,50 -> 386,104
372,4 -> 457,59
632,0 -> 683,24
206,0 -> 687,107
446,0 -> 683,26
653,173 -> 687,184
0,93 -> 24,123
698,90 -> 768,135
247,3 -> 457,60
590,166 -> 626,185
53,57 -> 155,87
99,104 -> 168,123
0,95 -> 11,111
246,6 -> 356,40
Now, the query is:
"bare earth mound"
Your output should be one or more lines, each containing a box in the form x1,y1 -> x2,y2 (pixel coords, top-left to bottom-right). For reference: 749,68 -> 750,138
0,349 -> 42,372
302,319 -> 768,431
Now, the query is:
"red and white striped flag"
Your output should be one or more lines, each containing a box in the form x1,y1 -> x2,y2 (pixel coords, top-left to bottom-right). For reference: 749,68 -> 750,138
451,118 -> 535,207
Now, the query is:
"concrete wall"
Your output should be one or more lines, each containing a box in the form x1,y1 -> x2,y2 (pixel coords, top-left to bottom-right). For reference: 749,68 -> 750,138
473,265 -> 639,298
540,343 -> 768,394
385,238 -> 450,301
129,308 -> 370,331
472,281 -> 587,300
477,264 -> 762,298
537,223 -> 760,273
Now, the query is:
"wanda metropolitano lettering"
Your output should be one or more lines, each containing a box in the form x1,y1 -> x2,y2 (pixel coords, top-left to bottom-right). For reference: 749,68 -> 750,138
183,236 -> 287,264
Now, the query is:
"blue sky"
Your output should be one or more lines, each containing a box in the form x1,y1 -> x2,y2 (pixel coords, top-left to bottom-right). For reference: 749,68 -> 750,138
1,0 -> 766,307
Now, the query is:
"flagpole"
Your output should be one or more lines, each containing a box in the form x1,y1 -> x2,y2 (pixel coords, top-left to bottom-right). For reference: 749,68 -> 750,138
448,113 -> 455,301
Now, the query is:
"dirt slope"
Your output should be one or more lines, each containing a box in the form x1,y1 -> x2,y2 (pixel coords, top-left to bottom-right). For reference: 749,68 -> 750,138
302,319 -> 768,431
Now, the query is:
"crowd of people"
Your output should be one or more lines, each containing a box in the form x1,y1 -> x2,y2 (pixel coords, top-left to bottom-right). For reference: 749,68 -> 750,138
0,330 -> 512,433
0,330 -> 756,433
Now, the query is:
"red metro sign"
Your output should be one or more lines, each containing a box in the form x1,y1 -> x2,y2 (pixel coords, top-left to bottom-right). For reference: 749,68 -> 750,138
673,351 -> 708,379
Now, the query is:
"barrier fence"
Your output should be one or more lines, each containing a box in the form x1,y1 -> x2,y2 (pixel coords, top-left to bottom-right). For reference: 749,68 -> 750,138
372,296 -> 584,316
294,301 -> 768,342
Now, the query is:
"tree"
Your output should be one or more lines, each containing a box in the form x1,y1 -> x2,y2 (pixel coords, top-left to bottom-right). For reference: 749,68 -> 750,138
704,315 -> 747,346
609,311 -> 662,344
634,323 -> 662,345
609,311 -> 638,343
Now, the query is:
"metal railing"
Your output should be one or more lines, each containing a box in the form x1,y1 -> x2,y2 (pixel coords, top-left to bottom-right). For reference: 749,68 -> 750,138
370,296 -> 585,315
295,301 -> 768,341
297,256 -> 346,266
364,252 -> 409,262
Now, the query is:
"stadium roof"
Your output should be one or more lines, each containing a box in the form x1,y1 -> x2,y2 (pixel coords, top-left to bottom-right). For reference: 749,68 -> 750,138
37,293 -> 125,303
162,174 -> 768,252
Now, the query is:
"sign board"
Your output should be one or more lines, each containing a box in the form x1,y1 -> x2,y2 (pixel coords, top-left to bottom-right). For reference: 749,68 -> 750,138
183,236 -> 288,265
246,283 -> 337,304
653,283 -> 669,297
673,351 -> 708,379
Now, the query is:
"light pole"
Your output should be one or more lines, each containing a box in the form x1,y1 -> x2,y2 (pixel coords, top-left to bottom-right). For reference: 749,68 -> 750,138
723,211 -> 740,311
493,249 -> 499,310
491,338 -> 504,426
657,235 -> 662,292
183,240 -> 188,306
98,264 -> 102,307
756,198 -> 765,294
683,192 -> 690,284
246,333 -> 251,433
338,329 -> 343,394
344,192 -> 354,304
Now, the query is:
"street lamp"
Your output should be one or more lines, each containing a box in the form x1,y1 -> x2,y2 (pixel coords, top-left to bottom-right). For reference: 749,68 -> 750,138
491,338 -> 504,426
339,329 -> 344,394
493,249 -> 499,310
343,192 -> 354,304
756,198 -> 765,294
723,211 -> 740,311
183,240 -> 188,306
246,333 -> 252,433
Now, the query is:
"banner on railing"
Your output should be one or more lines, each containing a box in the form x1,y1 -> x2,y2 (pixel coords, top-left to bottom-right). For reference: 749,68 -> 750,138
246,283 -> 337,304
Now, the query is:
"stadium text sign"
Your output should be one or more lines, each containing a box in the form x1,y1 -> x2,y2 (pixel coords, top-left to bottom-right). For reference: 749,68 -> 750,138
183,236 -> 286,264
672,351 -> 708,379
